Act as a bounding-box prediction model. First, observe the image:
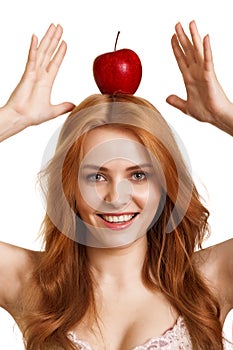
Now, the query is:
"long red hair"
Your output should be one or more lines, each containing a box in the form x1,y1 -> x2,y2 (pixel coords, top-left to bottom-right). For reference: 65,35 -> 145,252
20,94 -> 224,349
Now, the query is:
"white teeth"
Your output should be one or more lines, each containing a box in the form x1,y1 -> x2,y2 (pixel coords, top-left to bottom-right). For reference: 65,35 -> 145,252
101,214 -> 135,223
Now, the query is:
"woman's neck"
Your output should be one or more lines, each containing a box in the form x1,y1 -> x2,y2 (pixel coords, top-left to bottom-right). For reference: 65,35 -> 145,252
86,235 -> 148,286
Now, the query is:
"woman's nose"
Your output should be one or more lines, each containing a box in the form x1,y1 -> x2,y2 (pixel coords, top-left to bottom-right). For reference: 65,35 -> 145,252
104,179 -> 133,208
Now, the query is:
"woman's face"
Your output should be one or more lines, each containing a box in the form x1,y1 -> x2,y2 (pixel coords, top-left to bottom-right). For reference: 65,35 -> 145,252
75,127 -> 162,248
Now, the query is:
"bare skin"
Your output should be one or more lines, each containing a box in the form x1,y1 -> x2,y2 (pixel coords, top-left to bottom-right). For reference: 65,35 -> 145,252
166,20 -> 233,136
0,238 -> 232,350
0,21 -> 232,350
0,23 -> 74,142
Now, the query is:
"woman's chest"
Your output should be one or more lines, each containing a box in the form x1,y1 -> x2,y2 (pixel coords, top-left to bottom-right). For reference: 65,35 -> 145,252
69,290 -> 179,350
68,316 -> 191,350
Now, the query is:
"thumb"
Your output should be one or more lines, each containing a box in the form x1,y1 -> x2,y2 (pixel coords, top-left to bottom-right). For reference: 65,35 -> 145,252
166,95 -> 186,114
52,102 -> 75,118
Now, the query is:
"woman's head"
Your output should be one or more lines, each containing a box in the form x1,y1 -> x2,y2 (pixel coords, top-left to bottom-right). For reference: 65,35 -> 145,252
42,93 -> 197,249
27,94 -> 223,350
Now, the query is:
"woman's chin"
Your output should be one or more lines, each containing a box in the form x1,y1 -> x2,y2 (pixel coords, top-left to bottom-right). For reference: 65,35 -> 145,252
82,220 -> 148,248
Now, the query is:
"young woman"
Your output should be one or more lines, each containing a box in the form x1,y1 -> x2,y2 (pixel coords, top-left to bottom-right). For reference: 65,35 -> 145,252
0,21 -> 232,350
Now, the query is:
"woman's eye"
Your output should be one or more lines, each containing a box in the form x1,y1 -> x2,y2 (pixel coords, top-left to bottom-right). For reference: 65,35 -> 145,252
86,173 -> 106,182
131,172 -> 147,181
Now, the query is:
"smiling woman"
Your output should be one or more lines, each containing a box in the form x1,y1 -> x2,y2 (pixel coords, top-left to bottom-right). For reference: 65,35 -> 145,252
16,93 -> 225,350
0,19 -> 233,350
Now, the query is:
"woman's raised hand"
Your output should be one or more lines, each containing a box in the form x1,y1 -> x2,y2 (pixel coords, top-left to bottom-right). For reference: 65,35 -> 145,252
166,21 -> 233,136
0,24 -> 74,141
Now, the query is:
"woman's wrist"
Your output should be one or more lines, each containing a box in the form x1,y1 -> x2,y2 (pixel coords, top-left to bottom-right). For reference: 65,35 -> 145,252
0,105 -> 30,142
211,102 -> 233,136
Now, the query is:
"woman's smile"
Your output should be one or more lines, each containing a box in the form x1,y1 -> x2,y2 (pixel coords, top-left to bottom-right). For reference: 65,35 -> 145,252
97,212 -> 139,230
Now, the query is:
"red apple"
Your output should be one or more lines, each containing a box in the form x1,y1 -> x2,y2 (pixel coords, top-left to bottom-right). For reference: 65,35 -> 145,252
93,32 -> 142,95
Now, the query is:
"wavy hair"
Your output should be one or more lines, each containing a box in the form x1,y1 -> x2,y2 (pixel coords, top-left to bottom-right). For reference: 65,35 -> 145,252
20,94 -> 224,349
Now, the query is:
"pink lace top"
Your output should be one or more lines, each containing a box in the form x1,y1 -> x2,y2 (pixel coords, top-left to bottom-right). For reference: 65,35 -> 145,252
68,316 -> 233,350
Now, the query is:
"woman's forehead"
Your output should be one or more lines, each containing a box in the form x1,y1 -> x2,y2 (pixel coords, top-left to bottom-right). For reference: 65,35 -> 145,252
83,126 -> 140,152
81,127 -> 152,168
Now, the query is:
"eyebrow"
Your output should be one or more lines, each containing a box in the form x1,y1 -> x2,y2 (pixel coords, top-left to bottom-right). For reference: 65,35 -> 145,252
82,163 -> 154,171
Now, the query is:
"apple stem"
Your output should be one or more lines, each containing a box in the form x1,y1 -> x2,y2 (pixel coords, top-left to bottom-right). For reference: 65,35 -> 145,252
114,31 -> 120,51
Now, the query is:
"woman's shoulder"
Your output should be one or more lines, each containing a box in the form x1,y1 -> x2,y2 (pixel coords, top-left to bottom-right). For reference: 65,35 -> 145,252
0,240 -> 41,272
0,241 -> 41,310
194,238 -> 233,276
194,238 -> 233,319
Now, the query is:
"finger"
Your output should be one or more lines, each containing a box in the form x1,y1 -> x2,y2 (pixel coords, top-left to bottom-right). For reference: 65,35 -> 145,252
171,34 -> 188,75
203,34 -> 214,73
51,102 -> 75,118
37,23 -> 57,50
37,24 -> 61,66
41,24 -> 64,67
24,34 -> 38,74
175,22 -> 196,65
189,20 -> 203,62
166,95 -> 187,114
47,40 -> 67,81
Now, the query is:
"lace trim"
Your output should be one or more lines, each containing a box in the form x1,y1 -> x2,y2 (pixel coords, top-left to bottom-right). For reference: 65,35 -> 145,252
68,317 -> 233,350
68,317 -> 193,349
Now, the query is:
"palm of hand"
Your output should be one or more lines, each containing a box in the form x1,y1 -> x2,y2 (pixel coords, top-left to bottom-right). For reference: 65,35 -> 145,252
6,24 -> 74,126
167,21 -> 232,127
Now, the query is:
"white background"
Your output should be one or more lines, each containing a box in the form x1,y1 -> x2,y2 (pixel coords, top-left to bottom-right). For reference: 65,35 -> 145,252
0,0 -> 232,348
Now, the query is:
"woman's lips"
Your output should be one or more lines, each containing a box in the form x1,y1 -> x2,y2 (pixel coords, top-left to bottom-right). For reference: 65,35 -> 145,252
97,213 -> 138,230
